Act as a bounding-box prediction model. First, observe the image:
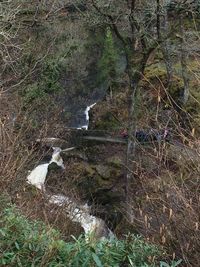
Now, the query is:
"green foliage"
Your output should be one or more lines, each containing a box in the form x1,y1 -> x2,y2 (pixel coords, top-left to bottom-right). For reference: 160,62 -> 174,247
22,58 -> 64,105
41,59 -> 63,94
0,204 -> 166,267
98,27 -> 118,84
22,82 -> 46,104
0,206 -> 59,266
160,260 -> 183,267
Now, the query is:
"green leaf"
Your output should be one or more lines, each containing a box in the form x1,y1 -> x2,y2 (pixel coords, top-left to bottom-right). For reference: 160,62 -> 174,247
160,262 -> 170,267
15,241 -> 20,250
128,256 -> 135,266
92,253 -> 103,267
172,259 -> 183,267
0,229 -> 6,236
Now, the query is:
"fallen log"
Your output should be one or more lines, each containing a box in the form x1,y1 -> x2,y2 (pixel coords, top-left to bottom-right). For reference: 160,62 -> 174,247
82,136 -> 127,144
36,137 -> 69,148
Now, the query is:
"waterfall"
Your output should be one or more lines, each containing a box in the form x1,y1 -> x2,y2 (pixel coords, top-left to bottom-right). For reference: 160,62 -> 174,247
77,102 -> 96,130
27,147 -> 65,190
27,163 -> 49,190
47,193 -> 113,238
26,147 -> 113,239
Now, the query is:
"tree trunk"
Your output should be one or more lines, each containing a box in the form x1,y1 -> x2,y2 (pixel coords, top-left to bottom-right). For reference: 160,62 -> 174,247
125,74 -> 138,222
125,50 -> 153,221
179,15 -> 189,105
125,49 -> 155,158
161,5 -> 173,88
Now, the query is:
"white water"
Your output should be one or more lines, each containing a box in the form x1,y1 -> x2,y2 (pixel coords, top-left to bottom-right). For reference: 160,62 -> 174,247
27,163 -> 49,190
69,102 -> 96,130
80,103 -> 96,130
85,103 -> 96,121
26,146 -> 113,239
47,193 -> 111,237
50,147 -> 65,169
27,147 -> 65,190
27,102 -> 113,238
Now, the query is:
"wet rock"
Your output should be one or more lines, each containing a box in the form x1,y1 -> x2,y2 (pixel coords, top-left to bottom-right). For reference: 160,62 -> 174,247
64,3 -> 87,13
95,164 -> 122,181
106,156 -> 123,168
48,162 -> 64,171
62,151 -> 88,161
88,189 -> 124,232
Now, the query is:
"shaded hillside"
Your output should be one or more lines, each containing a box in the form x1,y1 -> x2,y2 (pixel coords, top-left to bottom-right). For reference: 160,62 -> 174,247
1,1 -> 200,266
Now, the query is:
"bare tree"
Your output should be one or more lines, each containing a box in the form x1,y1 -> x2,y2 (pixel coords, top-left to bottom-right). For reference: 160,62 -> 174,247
84,0 -> 180,216
160,0 -> 173,88
0,1 -> 21,81
179,15 -> 190,105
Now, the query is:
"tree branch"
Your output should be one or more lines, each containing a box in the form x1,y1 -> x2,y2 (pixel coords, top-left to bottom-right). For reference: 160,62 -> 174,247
90,0 -> 128,48
156,0 -> 161,40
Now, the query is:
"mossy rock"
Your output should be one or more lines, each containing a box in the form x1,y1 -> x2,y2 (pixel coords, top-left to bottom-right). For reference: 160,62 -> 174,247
106,156 -> 123,168
72,162 -> 96,177
144,64 -> 167,82
72,162 -> 110,191
94,111 -> 119,130
168,76 -> 184,99
95,164 -> 122,181
114,91 -> 127,105
72,162 -> 99,195
72,161 -> 123,197
142,63 -> 184,102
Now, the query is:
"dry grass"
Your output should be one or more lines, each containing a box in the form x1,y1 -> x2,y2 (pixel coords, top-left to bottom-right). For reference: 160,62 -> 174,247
122,124 -> 200,266
0,93 -> 82,240
83,76 -> 200,265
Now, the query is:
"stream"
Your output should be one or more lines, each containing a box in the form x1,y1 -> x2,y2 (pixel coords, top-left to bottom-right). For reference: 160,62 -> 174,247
27,140 -> 114,239
26,53 -> 127,239
62,52 -> 127,129
26,99 -> 113,239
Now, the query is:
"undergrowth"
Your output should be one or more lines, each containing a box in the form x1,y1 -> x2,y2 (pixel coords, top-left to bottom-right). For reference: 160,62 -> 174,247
0,200 -> 181,267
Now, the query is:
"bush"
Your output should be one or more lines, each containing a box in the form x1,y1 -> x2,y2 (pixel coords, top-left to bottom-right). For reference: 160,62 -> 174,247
22,58 -> 64,105
0,204 -> 164,267
98,27 -> 118,85
22,82 -> 46,104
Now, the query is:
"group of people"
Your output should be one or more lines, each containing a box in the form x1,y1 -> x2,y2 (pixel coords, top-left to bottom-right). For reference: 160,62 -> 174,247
120,128 -> 170,143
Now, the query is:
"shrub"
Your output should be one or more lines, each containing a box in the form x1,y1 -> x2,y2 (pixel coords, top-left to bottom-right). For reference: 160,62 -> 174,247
22,82 -> 46,104
41,59 -> 63,94
0,204 -> 164,267
22,58 -> 64,105
98,27 -> 118,85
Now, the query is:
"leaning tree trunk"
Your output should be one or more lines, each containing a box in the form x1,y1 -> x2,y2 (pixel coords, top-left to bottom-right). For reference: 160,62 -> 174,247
125,69 -> 139,223
179,15 -> 190,105
161,3 -> 173,88
125,49 -> 155,222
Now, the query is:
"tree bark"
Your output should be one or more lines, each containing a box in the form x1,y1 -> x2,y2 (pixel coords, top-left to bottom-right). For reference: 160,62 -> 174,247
179,15 -> 190,105
161,3 -> 173,88
125,47 -> 155,221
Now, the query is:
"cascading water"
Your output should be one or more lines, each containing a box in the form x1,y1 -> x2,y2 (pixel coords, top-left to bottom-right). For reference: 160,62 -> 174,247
25,46 -> 127,240
27,163 -> 49,190
26,146 -> 113,239
76,103 -> 96,130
